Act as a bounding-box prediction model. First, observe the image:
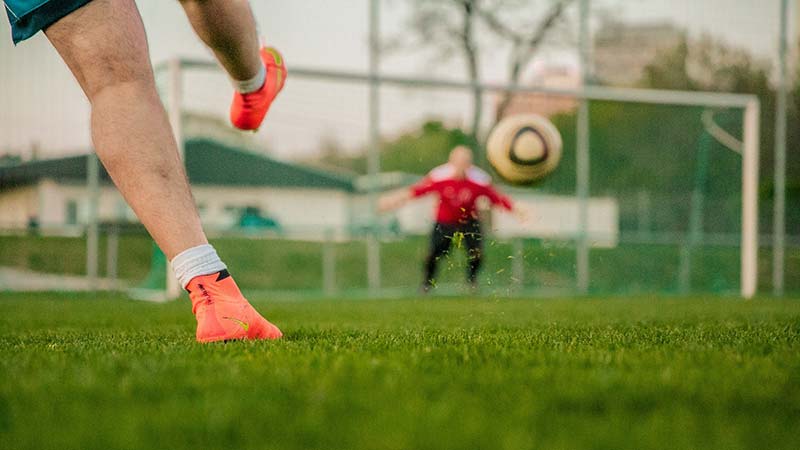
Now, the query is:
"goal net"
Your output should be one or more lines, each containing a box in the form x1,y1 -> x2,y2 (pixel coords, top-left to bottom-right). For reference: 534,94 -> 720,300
151,60 -> 759,299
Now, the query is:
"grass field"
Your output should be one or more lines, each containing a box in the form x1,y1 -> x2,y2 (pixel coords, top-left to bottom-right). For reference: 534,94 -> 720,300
0,293 -> 798,450
2,235 -> 799,294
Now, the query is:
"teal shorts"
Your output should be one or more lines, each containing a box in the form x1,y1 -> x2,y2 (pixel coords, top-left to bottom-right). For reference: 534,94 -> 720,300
4,0 -> 93,44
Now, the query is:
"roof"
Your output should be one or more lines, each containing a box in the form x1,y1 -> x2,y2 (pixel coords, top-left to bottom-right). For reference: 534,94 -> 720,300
0,139 -> 355,192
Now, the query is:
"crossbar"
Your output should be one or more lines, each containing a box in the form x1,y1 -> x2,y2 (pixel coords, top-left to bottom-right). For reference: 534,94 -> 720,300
156,59 -> 757,109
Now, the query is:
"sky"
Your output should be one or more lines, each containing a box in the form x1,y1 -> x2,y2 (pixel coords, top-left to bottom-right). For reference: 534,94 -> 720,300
0,0 -> 794,160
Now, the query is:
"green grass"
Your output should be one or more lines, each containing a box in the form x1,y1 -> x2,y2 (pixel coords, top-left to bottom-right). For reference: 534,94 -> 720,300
2,235 -> 799,294
0,293 -> 798,450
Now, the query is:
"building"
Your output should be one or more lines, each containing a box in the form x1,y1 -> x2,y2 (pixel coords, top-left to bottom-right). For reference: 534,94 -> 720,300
364,172 -> 619,248
593,21 -> 685,87
0,138 -> 619,246
497,63 -> 580,120
0,138 -> 356,238
391,186 -> 619,248
495,21 -> 684,119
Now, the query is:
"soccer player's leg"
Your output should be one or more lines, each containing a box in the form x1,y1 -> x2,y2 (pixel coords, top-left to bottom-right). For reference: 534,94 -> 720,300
464,221 -> 484,288
44,0 -> 280,342
422,223 -> 453,292
178,0 -> 287,131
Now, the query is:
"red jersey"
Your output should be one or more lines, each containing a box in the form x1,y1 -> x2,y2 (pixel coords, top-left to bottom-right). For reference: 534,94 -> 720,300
410,164 -> 513,225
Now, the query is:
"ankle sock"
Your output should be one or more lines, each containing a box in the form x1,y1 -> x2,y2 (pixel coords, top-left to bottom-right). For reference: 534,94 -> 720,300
171,244 -> 227,289
234,64 -> 266,94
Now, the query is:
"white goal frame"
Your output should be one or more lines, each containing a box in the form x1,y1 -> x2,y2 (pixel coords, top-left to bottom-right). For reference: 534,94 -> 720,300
154,58 -> 761,300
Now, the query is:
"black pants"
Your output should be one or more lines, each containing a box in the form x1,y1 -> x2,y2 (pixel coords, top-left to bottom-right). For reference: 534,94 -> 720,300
424,220 -> 484,287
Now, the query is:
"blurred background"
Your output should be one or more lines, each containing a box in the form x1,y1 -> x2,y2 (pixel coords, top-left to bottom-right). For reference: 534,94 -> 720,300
0,0 -> 797,298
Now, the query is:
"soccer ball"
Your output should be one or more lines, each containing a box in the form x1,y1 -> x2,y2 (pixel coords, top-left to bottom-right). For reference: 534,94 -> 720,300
486,114 -> 563,184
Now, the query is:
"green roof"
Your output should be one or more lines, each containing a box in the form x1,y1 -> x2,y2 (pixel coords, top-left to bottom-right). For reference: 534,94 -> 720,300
0,139 -> 355,192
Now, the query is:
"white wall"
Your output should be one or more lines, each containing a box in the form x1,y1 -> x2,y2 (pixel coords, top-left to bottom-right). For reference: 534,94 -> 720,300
392,193 -> 619,247
191,186 -> 351,238
0,185 -> 38,228
493,195 -> 619,247
1,181 -> 618,245
39,181 -> 132,226
0,181 -> 352,240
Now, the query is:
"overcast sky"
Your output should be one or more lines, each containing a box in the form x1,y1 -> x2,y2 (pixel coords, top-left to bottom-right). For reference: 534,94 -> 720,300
0,0 -> 794,160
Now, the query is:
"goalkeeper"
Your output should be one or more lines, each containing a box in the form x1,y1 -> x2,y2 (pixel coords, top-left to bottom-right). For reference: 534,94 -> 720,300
380,146 -> 527,292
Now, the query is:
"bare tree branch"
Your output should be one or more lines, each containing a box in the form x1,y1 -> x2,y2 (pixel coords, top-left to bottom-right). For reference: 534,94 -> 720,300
479,0 -> 575,118
477,6 -> 522,44
398,0 -> 572,147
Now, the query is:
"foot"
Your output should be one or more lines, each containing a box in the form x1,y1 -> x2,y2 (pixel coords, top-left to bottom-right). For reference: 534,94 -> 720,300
187,270 -> 283,343
230,47 -> 287,131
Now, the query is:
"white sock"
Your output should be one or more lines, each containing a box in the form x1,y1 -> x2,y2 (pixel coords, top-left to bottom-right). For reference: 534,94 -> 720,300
234,64 -> 266,94
171,244 -> 227,289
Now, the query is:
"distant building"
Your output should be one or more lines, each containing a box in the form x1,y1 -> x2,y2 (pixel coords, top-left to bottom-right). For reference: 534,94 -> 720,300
593,21 -> 685,86
392,188 -> 619,248
361,173 -> 619,248
0,139 -> 618,245
182,113 -> 263,153
0,139 -> 356,239
0,155 -> 22,168
497,63 -> 580,119
494,21 -> 684,119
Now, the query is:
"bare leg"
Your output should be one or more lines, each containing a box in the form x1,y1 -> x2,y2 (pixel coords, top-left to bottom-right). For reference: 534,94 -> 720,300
178,0 -> 261,80
45,0 -> 207,259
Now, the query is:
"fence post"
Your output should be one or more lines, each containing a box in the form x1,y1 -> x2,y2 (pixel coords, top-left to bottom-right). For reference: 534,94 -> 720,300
636,190 -> 651,239
576,0 -> 592,295
366,0 -> 382,294
106,224 -> 119,288
772,0 -> 789,296
512,238 -> 524,289
323,228 -> 336,296
86,153 -> 100,291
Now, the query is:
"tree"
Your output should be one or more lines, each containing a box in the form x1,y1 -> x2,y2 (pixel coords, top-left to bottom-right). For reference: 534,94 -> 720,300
641,35 -> 771,94
477,0 -> 574,118
403,0 -> 572,162
639,35 -> 800,232
406,0 -> 483,149
309,120 -> 475,175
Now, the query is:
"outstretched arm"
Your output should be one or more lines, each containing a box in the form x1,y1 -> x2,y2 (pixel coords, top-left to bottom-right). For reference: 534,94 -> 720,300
379,177 -> 440,212
480,184 -> 531,223
378,189 -> 413,212
480,184 -> 514,211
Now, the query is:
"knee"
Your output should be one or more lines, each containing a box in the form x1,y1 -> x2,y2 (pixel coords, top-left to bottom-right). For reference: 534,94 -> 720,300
61,27 -> 153,100
85,52 -> 154,100
46,5 -> 154,100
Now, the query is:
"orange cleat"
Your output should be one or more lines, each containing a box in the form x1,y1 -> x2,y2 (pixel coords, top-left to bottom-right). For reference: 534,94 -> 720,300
230,46 -> 287,131
187,270 -> 283,343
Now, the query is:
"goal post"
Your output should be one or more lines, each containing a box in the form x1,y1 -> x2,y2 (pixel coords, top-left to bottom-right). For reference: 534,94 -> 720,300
742,100 -> 760,299
154,59 -> 761,300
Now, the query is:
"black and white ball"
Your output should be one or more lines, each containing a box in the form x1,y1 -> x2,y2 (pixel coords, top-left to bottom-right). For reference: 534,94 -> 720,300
486,114 -> 563,184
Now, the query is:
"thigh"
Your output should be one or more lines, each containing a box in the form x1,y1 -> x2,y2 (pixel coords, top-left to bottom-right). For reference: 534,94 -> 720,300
43,0 -> 152,98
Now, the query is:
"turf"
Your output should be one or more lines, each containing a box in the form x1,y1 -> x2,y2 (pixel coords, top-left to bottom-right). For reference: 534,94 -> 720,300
0,293 -> 798,450
2,235 -> 799,294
